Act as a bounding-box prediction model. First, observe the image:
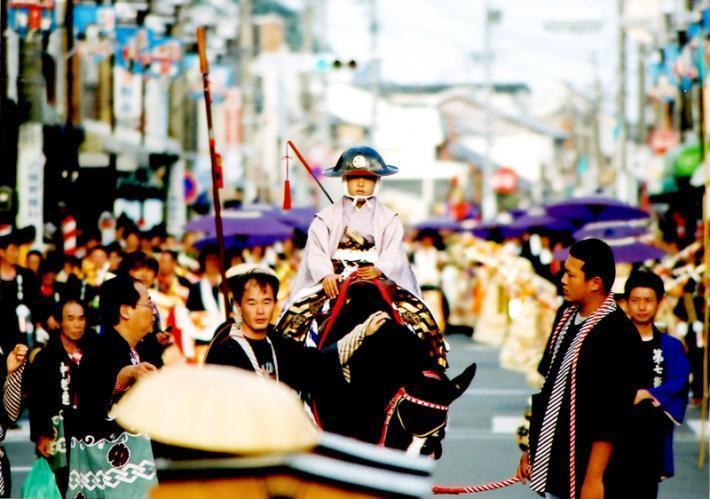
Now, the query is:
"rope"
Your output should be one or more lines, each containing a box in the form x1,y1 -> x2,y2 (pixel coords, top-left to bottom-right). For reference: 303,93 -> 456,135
432,476 -> 520,495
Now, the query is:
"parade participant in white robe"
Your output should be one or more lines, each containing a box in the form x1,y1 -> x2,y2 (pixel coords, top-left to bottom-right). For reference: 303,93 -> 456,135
286,147 -> 420,304
279,147 -> 446,370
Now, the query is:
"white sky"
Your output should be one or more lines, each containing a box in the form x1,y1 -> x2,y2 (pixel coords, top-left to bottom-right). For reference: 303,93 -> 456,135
315,0 -> 629,112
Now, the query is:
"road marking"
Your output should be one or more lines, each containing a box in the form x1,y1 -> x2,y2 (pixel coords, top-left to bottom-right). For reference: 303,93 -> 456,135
464,388 -> 532,396
446,428 -> 511,441
462,344 -> 499,352
492,416 -> 524,434
11,466 -> 31,472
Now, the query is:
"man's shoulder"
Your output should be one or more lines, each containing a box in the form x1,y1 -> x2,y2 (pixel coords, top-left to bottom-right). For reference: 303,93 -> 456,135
660,331 -> 685,351
587,308 -> 640,347
268,330 -> 302,349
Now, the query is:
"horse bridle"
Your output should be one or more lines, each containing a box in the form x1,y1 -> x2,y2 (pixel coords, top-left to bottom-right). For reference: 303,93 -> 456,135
377,385 -> 449,447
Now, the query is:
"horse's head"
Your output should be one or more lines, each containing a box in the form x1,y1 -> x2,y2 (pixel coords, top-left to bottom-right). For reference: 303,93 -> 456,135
380,362 -> 476,459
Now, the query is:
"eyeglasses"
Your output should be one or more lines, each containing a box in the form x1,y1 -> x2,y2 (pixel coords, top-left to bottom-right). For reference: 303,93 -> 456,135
135,300 -> 154,309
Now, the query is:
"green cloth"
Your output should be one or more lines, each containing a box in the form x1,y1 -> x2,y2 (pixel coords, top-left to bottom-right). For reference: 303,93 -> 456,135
47,412 -> 67,471
66,432 -> 157,499
22,458 -> 62,499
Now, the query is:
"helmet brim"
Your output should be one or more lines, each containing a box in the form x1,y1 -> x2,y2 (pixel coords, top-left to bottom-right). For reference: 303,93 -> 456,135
323,164 -> 399,177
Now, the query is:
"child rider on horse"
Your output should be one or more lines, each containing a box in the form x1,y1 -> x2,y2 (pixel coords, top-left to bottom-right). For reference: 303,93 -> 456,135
287,146 -> 420,303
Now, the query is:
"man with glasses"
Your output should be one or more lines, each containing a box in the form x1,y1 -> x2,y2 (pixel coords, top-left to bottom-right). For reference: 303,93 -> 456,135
77,274 -> 158,438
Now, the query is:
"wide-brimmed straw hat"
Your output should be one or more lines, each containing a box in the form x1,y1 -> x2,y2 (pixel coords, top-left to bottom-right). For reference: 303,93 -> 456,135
110,364 -> 319,455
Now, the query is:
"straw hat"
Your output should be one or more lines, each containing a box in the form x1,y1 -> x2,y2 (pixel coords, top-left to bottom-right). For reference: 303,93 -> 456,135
110,364 -> 319,455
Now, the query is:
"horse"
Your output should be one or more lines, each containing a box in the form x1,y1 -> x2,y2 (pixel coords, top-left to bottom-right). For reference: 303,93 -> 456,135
278,278 -> 476,458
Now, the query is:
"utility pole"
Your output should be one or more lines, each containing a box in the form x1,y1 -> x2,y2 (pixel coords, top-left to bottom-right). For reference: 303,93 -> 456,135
368,0 -> 379,144
481,2 -> 499,220
238,0 -> 257,201
636,42 -> 647,145
592,55 -> 604,186
616,0 -> 629,201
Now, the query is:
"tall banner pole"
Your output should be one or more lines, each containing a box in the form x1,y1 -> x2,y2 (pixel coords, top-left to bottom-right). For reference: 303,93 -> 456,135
197,27 -> 230,322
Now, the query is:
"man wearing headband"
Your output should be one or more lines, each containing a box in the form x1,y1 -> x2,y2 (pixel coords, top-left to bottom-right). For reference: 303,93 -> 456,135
205,264 -> 389,393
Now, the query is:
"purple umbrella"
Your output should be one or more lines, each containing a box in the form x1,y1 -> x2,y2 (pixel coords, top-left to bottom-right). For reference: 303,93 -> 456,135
573,220 -> 649,241
185,211 -> 294,238
509,214 -> 575,234
195,233 -> 292,250
471,222 -> 522,240
414,217 -> 462,232
545,196 -> 649,225
554,239 -> 666,264
241,205 -> 317,232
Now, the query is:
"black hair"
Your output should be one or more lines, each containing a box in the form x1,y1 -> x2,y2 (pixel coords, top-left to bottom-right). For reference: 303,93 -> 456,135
229,274 -> 279,304
27,249 -> 43,259
144,256 -> 159,274
88,245 -> 108,256
568,238 -> 616,294
39,260 -> 59,276
53,298 -> 87,323
625,270 -> 665,301
117,251 -> 149,276
198,246 -> 221,272
106,241 -> 124,256
99,274 -> 141,327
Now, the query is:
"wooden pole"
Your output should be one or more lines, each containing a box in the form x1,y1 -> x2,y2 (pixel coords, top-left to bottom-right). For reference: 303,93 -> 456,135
197,27 -> 230,322
699,155 -> 709,468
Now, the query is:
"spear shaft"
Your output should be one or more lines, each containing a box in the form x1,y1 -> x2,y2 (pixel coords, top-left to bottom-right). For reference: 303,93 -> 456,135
197,27 -> 230,322
287,140 -> 334,204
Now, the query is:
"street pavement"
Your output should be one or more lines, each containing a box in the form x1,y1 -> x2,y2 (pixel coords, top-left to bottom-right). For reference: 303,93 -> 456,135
3,334 -> 709,497
432,335 -> 710,499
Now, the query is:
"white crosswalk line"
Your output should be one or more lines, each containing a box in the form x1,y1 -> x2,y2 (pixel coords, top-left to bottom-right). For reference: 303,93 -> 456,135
464,388 -> 532,396
491,415 -> 523,434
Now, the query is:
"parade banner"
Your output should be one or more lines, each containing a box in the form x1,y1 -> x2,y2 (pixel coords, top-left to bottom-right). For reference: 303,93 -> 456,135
16,124 -> 44,245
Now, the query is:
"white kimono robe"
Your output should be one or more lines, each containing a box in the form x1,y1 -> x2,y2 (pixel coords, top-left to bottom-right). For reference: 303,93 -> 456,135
287,198 -> 421,305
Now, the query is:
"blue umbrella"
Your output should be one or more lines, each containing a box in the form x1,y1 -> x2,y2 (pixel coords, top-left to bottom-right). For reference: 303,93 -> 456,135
545,196 -> 649,225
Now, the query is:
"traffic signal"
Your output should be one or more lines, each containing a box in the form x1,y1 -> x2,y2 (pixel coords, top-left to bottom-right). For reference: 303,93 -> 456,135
314,55 -> 358,72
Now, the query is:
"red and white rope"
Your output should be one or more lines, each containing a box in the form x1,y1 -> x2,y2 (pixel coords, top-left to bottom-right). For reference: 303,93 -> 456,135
432,476 -> 520,495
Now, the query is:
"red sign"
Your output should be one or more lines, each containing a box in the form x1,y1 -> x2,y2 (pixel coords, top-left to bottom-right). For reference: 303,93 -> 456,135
492,167 -> 518,195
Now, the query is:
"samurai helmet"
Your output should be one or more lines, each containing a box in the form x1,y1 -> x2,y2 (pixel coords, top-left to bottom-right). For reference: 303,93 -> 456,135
323,146 -> 399,178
